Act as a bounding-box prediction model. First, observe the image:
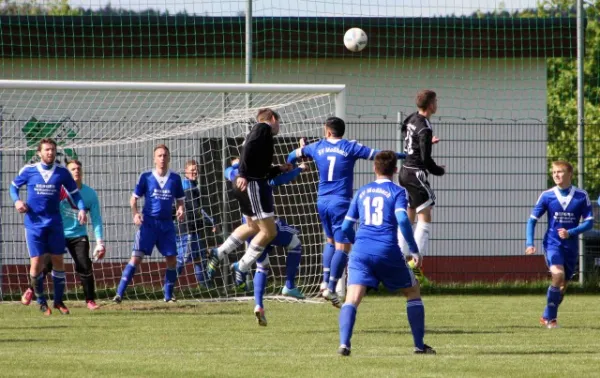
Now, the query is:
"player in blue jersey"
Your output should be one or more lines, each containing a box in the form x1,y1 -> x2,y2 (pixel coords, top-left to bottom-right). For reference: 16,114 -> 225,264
208,158 -> 306,319
21,159 -> 106,311
113,144 -> 185,303
525,161 -> 594,328
338,151 -> 435,356
287,116 -> 405,307
10,138 -> 88,316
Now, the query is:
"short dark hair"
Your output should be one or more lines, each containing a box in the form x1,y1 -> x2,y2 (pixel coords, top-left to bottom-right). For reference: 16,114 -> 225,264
154,144 -> 170,156
374,150 -> 397,176
256,108 -> 281,123
37,138 -> 57,152
416,89 -> 437,110
325,116 -> 345,137
67,159 -> 82,168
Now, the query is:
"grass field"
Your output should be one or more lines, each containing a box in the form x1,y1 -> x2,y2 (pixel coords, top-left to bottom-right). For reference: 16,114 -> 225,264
1,295 -> 600,377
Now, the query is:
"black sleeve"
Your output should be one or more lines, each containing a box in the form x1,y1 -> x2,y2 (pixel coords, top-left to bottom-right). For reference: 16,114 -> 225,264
419,129 -> 445,176
238,124 -> 272,178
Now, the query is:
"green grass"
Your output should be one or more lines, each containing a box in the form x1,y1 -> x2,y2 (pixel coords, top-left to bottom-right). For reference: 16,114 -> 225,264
1,295 -> 600,377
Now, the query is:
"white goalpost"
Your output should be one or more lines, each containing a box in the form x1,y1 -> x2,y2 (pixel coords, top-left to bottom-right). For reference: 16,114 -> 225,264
0,80 -> 346,302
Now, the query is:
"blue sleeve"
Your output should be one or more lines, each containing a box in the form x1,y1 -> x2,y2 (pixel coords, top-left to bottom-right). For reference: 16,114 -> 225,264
89,190 -> 104,240
174,176 -> 185,201
224,163 -> 240,182
396,211 -> 419,253
526,217 -> 537,247
396,152 -> 407,160
350,141 -> 376,160
568,219 -> 594,237
286,149 -> 298,164
341,219 -> 356,244
268,167 -> 303,186
9,185 -> 20,203
581,193 -> 594,222
133,173 -> 147,198
299,142 -> 316,159
530,193 -> 547,220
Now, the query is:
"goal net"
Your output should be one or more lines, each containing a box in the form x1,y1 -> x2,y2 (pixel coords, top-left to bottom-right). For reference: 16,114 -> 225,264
0,80 -> 346,302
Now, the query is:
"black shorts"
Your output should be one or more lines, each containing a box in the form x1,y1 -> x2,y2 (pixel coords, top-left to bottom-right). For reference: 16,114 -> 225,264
232,179 -> 274,220
399,166 -> 436,212
66,236 -> 90,257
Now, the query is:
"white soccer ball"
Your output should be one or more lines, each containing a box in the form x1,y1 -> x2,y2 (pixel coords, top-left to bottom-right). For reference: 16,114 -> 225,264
344,28 -> 368,52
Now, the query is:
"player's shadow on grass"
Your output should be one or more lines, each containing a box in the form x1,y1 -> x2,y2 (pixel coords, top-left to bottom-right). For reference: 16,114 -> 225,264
361,328 -> 509,335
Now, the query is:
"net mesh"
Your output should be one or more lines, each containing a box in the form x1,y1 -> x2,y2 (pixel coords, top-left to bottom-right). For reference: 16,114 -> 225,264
0,84 -> 339,300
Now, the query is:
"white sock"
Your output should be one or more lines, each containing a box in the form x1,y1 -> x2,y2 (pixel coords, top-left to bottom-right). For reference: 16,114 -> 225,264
397,224 -> 414,257
238,244 -> 265,272
217,235 -> 244,260
414,221 -> 431,255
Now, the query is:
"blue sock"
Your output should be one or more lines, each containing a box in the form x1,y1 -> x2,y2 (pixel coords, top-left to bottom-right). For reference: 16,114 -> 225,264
407,298 -> 425,350
164,268 -> 178,300
194,263 -> 205,285
285,246 -> 302,289
117,263 -> 136,297
52,270 -> 66,304
322,243 -> 335,284
543,285 -> 561,320
254,268 -> 268,308
328,250 -> 348,292
31,273 -> 46,304
339,303 -> 357,348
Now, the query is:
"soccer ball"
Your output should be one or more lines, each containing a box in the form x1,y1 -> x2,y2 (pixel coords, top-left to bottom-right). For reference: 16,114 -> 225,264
343,28 -> 368,52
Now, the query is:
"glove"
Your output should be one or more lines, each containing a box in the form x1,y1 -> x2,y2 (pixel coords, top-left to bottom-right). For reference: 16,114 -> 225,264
93,241 -> 106,262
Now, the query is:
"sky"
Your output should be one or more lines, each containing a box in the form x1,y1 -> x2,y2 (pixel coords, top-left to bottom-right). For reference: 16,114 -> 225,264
64,0 -> 540,17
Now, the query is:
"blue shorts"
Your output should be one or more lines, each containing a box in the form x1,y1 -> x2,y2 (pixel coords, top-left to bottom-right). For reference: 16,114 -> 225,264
25,226 -> 66,258
545,246 -> 578,281
132,218 -> 177,257
176,233 -> 206,264
317,197 -> 351,243
348,245 -> 416,291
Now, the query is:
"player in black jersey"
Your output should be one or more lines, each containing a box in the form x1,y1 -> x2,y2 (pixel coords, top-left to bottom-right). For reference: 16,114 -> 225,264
398,90 -> 445,269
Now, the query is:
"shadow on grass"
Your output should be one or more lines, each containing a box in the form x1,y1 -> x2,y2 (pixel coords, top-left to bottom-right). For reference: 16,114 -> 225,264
477,350 -> 598,355
0,338 -> 51,343
361,328 -> 510,335
0,325 -> 69,330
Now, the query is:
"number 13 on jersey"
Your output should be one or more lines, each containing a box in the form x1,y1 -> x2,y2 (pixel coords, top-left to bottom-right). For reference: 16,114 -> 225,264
363,196 -> 384,226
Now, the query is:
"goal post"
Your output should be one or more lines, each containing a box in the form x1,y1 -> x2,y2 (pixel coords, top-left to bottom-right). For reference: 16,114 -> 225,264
0,79 -> 346,302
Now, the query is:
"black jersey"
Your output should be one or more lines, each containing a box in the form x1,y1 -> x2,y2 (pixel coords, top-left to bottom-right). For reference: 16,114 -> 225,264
401,112 -> 445,176
238,122 -> 280,180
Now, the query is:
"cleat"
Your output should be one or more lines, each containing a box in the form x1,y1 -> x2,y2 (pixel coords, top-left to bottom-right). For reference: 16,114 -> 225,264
282,286 -> 305,299
53,302 -> 70,315
112,295 -> 122,304
206,248 -> 220,280
231,262 -> 247,290
21,287 -> 34,306
540,317 -> 549,327
337,345 -> 351,356
40,302 -> 52,316
414,344 -> 436,354
86,300 -> 100,311
322,289 -> 342,309
546,319 -> 559,329
254,305 -> 267,326
164,297 -> 177,303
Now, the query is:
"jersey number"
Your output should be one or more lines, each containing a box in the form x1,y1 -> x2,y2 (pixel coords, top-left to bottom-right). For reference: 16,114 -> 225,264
327,156 -> 336,181
363,196 -> 384,226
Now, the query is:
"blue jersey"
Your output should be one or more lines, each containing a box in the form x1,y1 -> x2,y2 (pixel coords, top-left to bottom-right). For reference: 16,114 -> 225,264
133,169 -> 185,220
298,138 -> 375,199
345,179 -> 409,250
530,186 -> 593,251
11,163 -> 80,229
60,184 -> 104,240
